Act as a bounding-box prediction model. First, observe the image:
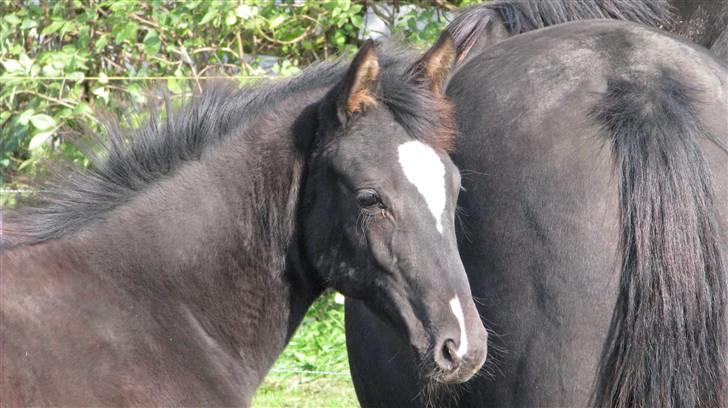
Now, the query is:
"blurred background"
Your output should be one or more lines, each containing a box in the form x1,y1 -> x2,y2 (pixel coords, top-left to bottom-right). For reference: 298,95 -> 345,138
0,1 -> 481,406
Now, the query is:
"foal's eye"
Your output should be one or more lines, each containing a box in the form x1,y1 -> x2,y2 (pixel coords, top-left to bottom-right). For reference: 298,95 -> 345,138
356,189 -> 384,209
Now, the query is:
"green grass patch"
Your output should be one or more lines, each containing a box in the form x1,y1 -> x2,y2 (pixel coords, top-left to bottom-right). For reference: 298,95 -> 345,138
253,291 -> 358,407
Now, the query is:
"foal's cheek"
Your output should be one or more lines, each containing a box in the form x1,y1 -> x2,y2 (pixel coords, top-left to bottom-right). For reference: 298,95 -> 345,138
364,220 -> 397,275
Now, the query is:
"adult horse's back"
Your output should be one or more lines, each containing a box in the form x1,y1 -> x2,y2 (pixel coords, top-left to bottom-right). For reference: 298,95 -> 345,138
346,21 -> 728,407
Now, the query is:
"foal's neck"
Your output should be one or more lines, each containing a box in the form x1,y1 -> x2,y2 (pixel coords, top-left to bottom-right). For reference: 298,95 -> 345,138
79,89 -> 326,396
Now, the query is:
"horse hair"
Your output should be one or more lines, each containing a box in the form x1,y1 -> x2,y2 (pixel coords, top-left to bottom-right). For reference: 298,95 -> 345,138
5,43 -> 453,247
591,69 -> 727,408
446,0 -> 674,62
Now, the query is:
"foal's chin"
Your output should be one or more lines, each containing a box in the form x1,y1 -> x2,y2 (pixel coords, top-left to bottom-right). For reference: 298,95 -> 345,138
414,352 -> 481,408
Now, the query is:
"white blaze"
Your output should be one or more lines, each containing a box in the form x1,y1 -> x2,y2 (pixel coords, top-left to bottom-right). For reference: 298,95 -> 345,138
397,141 -> 446,234
449,296 -> 468,358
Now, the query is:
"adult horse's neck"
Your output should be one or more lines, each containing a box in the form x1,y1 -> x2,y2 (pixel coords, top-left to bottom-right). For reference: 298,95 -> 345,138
72,86 -> 326,398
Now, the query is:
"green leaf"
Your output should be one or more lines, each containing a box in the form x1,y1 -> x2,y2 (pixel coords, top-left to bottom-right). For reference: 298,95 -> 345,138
42,21 -> 65,35
1,59 -> 23,73
225,11 -> 236,26
28,131 -> 54,150
199,9 -> 218,25
67,71 -> 85,81
20,18 -> 38,30
115,23 -> 139,43
333,31 -> 346,47
98,72 -> 109,84
17,109 -> 36,126
269,15 -> 286,29
350,15 -> 363,28
235,4 -> 255,19
29,114 -> 56,130
95,35 -> 108,50
92,86 -> 109,103
3,14 -> 21,25
18,53 -> 33,72
143,30 -> 160,54
73,102 -> 92,115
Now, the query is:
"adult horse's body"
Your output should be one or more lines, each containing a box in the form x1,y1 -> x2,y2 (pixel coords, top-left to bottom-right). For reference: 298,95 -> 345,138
347,19 -> 727,408
0,40 -> 489,406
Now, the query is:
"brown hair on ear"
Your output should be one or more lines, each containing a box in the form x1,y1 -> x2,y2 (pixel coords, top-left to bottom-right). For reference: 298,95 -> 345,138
341,40 -> 380,118
409,31 -> 456,95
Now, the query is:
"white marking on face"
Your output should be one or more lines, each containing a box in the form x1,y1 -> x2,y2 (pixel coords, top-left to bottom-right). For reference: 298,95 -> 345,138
449,296 -> 468,358
397,141 -> 446,234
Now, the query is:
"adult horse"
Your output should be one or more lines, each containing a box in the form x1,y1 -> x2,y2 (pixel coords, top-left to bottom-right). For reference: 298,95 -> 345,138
0,39 -> 488,406
347,17 -> 727,408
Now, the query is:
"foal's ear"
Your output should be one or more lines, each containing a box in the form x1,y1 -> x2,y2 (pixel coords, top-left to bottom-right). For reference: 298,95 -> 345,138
337,40 -> 380,123
408,31 -> 455,95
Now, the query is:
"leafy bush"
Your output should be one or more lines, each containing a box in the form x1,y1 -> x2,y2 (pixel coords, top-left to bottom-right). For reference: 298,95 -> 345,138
1,1 -> 406,190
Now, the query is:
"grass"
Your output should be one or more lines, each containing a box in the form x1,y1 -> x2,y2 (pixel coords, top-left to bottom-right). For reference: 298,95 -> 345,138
253,291 -> 358,407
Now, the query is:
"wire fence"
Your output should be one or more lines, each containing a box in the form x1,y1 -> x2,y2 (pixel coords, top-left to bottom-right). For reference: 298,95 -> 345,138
1,189 -> 37,193
268,368 -> 350,378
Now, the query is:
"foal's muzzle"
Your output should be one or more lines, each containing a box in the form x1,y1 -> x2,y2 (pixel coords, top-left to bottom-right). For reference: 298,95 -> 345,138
431,322 -> 488,384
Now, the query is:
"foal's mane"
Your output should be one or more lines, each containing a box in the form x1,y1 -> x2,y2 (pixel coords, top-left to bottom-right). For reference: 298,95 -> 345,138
447,0 -> 674,60
5,44 -> 452,247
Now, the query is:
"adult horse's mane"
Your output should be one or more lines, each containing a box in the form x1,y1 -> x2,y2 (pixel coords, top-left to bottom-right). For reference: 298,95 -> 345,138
5,44 -> 454,247
447,0 -> 674,59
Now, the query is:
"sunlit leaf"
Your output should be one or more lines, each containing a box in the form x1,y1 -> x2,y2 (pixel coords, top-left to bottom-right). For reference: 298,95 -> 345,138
225,11 -> 236,26
28,131 -> 54,150
29,114 -> 56,130
235,4 -> 255,19
3,14 -> 21,25
67,71 -> 85,82
42,21 -> 65,35
1,59 -> 23,73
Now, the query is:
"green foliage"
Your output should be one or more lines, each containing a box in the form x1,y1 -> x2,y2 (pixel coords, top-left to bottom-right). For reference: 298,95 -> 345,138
0,0 -> 377,190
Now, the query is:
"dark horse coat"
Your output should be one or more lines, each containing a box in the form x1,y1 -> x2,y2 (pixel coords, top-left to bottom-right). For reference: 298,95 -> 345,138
346,19 -> 728,408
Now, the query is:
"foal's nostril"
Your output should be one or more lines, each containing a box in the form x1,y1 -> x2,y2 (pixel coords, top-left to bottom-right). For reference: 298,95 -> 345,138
438,338 -> 462,371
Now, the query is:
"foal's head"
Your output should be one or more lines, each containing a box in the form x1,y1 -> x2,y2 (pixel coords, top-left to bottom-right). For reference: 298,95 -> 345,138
302,36 -> 487,384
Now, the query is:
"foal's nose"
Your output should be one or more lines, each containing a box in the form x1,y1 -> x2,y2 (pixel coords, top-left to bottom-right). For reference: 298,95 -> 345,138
431,302 -> 489,384
434,336 -> 463,373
